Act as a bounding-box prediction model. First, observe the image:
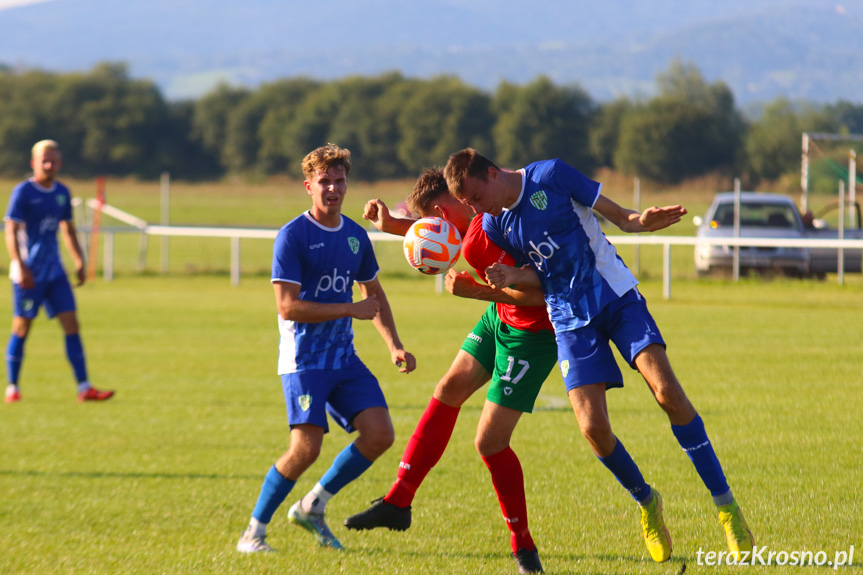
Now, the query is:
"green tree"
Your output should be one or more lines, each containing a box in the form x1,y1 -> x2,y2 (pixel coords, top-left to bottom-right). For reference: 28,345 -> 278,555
590,97 -> 632,169
616,61 -> 745,183
192,83 -> 252,171
492,76 -> 594,171
396,76 -> 493,175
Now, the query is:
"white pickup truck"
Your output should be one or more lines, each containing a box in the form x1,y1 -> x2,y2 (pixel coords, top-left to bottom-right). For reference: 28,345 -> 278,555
694,192 -> 862,277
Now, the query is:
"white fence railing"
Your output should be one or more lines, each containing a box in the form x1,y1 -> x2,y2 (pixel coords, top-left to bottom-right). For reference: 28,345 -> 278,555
19,200 -> 863,299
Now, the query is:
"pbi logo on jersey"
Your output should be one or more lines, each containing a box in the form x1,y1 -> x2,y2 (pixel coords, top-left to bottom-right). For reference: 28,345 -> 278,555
348,237 -> 360,254
315,268 -> 352,297
560,359 -> 570,378
529,190 -> 548,210
298,394 -> 312,411
527,231 -> 562,269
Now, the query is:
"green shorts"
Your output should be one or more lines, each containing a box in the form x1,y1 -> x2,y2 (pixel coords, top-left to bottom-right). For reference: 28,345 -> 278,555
460,303 -> 557,413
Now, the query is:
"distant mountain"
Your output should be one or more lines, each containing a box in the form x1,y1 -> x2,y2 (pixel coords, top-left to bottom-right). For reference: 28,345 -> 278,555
0,0 -> 860,104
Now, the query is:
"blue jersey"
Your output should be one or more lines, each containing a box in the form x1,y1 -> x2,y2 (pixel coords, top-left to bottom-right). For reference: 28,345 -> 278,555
271,211 -> 380,374
4,179 -> 74,284
483,159 -> 638,332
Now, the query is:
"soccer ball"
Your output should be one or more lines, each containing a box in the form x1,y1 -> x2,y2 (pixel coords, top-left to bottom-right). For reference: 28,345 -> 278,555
403,217 -> 462,275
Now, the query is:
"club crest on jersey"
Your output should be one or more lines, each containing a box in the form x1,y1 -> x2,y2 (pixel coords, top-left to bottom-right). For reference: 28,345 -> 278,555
348,236 -> 360,254
560,359 -> 570,378
298,394 -> 312,411
529,190 -> 548,210
56,194 -> 67,206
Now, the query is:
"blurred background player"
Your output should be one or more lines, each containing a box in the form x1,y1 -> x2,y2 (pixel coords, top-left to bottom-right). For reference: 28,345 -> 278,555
236,144 -> 415,553
344,168 -> 554,574
446,148 -> 753,564
4,139 -> 114,403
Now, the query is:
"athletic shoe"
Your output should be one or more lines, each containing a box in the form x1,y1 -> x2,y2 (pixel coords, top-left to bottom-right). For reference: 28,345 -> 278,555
236,526 -> 275,553
288,501 -> 343,550
639,489 -> 672,562
344,497 -> 411,531
5,387 -> 21,403
77,387 -> 115,402
512,547 -> 544,574
718,499 -> 754,562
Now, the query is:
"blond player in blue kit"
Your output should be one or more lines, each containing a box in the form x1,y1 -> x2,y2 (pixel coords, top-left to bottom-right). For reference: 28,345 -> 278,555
236,144 -> 415,553
445,148 -> 754,564
4,140 -> 113,403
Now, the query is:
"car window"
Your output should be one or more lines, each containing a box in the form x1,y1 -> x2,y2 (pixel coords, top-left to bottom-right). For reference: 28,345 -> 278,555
711,202 -> 797,229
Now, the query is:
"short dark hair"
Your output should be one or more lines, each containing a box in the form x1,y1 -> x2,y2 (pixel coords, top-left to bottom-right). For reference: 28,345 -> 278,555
406,168 -> 448,216
444,148 -> 499,197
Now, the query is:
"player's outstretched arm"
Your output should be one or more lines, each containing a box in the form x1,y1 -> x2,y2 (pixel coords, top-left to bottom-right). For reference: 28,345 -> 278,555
485,263 -> 541,291
593,195 -> 687,233
363,199 -> 416,237
357,278 -> 416,374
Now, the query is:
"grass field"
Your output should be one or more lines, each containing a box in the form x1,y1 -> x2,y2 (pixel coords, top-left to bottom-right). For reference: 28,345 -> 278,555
1,176 -> 862,574
1,273 -> 861,574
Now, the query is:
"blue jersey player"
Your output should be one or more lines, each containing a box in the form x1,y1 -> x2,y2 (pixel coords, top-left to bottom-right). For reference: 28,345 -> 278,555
236,144 -> 416,554
4,140 -> 114,404
445,148 -> 754,565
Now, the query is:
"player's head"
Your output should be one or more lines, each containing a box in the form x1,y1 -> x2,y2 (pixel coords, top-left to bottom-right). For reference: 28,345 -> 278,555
407,167 -> 474,236
302,144 -> 350,222
301,144 -> 351,181
444,148 -> 504,215
30,139 -> 62,185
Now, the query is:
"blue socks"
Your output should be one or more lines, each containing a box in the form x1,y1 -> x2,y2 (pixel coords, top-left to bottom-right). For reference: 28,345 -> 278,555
252,466 -> 296,524
598,439 -> 652,503
672,415 -> 730,500
65,334 -> 88,383
6,334 -> 25,385
319,443 -> 373,495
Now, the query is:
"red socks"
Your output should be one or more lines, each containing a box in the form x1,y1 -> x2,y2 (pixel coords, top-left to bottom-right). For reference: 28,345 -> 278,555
384,397 -> 460,508
482,446 -> 534,553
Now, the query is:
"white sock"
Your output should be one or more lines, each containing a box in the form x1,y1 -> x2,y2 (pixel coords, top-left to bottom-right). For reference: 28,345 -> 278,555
301,483 -> 333,514
248,517 -> 266,537
6,384 -> 19,395
77,381 -> 91,394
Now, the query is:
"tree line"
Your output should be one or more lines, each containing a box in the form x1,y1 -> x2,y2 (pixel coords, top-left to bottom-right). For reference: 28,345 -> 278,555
1,61 -> 861,187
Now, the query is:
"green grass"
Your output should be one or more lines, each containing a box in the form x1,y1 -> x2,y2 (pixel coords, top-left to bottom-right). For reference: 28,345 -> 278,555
1,176 -> 862,573
1,273 -> 862,574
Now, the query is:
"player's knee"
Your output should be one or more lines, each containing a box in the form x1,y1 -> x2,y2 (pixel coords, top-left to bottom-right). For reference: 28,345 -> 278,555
474,434 -> 506,458
433,377 -> 472,407
362,427 -> 395,459
578,418 -> 613,445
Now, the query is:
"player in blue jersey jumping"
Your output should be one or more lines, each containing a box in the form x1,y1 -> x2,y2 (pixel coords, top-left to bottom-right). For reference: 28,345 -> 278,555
236,144 -> 416,553
445,148 -> 754,564
4,140 -> 114,404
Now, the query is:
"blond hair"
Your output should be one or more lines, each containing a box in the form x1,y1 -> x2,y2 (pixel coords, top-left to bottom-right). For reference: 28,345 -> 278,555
301,144 -> 351,180
32,139 -> 60,158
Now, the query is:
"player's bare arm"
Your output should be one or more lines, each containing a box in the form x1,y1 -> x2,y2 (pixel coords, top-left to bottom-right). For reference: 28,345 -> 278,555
59,219 -> 86,286
445,269 -> 544,306
485,263 -> 542,291
357,278 -> 416,373
363,199 -> 416,236
593,195 -> 686,233
273,281 -> 381,323
5,220 -> 34,289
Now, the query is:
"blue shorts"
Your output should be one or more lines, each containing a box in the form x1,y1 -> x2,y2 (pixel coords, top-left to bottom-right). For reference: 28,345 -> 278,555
556,289 -> 665,392
12,273 -> 76,320
280,354 -> 387,433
